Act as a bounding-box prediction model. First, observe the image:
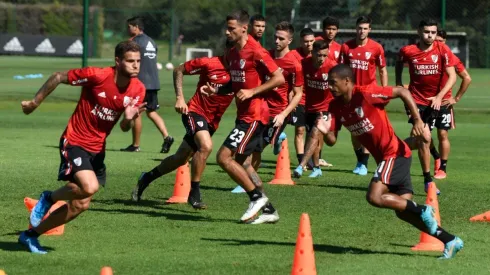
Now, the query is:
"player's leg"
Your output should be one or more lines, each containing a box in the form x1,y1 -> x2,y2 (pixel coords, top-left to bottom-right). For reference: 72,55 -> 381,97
188,128 -> 214,209
120,115 -> 142,152
429,138 -> 441,172
143,90 -> 174,153
351,135 -> 369,176
294,113 -> 324,178
309,133 -> 323,178
434,108 -> 452,179
293,106 -> 307,166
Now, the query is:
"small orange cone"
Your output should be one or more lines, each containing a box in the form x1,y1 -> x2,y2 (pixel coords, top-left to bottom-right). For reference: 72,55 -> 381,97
291,213 -> 316,275
411,182 -> 444,251
469,210 -> 490,222
24,197 -> 66,236
165,163 -> 191,204
270,139 -> 295,185
100,266 -> 113,275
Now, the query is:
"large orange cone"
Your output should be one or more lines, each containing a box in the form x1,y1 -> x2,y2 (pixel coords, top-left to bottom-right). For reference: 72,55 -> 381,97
469,210 -> 490,222
291,213 -> 316,275
411,182 -> 444,251
270,139 -> 295,185
165,163 -> 191,204
24,197 -> 66,236
100,266 -> 113,275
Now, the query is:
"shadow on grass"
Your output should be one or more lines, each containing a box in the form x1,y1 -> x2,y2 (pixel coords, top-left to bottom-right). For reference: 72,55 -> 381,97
201,238 -> 429,257
0,241 -> 55,252
294,183 -> 368,192
92,199 -> 198,214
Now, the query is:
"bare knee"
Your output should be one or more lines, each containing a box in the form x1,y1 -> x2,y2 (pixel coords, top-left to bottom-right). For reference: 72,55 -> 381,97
216,149 -> 230,167
295,126 -> 305,137
437,130 -> 449,142
366,192 -> 383,207
70,198 -> 91,213
198,142 -> 213,157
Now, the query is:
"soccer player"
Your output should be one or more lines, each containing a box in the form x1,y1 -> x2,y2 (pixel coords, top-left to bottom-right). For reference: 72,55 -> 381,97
130,41 -> 235,209
213,10 -> 284,222
428,29 -> 472,179
396,19 -> 457,193
315,16 -> 342,63
249,14 -> 266,42
121,16 -> 174,153
18,41 -> 146,254
315,64 -> 464,259
242,21 -> 303,224
290,28 -> 315,169
340,15 -> 388,176
293,39 -> 338,178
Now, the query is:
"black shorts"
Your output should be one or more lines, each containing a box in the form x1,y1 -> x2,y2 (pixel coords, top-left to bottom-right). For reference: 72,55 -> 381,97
182,112 -> 216,152
58,138 -> 107,186
145,89 -> 160,111
406,104 -> 454,131
372,156 -> 413,195
305,111 -> 329,133
262,117 -> 288,147
222,120 -> 265,156
290,105 -> 306,127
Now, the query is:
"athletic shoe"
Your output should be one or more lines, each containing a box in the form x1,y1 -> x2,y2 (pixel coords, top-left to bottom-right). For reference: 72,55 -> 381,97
188,195 -> 207,210
293,165 -> 303,178
30,191 -> 53,227
353,162 -> 362,174
18,231 -> 47,254
160,136 -> 174,153
424,181 -> 441,195
357,164 -> 368,176
439,237 -> 464,259
273,133 -> 287,155
131,172 -> 149,202
250,211 -> 279,224
434,170 -> 447,179
240,196 -> 269,222
120,145 -> 140,152
308,167 -> 322,178
434,158 -> 441,173
420,205 -> 438,235
319,159 -> 333,167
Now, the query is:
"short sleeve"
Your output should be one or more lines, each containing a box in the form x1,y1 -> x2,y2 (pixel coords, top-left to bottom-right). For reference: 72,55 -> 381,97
67,67 -> 102,87
363,86 -> 394,107
398,46 -> 408,62
455,60 -> 465,73
292,61 -> 304,87
340,43 -> 349,64
375,44 -> 386,67
440,43 -> 454,67
254,48 -> 279,77
184,57 -> 208,75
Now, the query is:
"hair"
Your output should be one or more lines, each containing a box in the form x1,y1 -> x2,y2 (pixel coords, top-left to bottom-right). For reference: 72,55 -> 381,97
437,29 -> 447,39
300,27 -> 315,38
250,14 -> 265,24
356,16 -> 372,26
275,21 -> 294,35
226,10 -> 250,25
418,19 -> 438,29
322,16 -> 339,29
127,16 -> 144,31
312,39 -> 329,52
329,64 -> 354,81
115,40 -> 141,59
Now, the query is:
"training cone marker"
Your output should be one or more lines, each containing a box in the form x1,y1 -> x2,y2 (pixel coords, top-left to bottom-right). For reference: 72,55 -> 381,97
291,213 -> 316,275
100,266 -> 113,275
270,139 -> 295,185
166,163 -> 191,203
231,185 -> 246,193
469,210 -> 490,222
411,182 -> 444,251
0,269 -> 6,275
24,197 -> 66,236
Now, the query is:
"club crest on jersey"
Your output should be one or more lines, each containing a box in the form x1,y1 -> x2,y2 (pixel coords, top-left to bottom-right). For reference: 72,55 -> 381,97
355,107 -> 364,118
322,73 -> 328,81
365,52 -> 372,59
431,54 -> 438,63
197,121 -> 204,127
211,74 -> 217,80
73,157 -> 82,167
239,59 -> 246,69
335,51 -> 339,59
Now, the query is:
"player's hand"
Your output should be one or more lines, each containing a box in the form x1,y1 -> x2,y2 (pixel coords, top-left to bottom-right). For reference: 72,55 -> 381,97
236,89 -> 255,102
124,101 -> 147,120
315,114 -> 332,135
442,97 -> 457,106
200,82 -> 217,97
411,118 -> 425,138
427,96 -> 443,110
21,100 -> 39,115
175,97 -> 188,114
273,113 -> 286,128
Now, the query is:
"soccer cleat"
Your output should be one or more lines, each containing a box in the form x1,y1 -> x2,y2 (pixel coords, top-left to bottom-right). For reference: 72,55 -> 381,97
357,164 -> 368,176
319,159 -> 333,167
188,195 -> 207,210
293,165 -> 303,178
434,170 -> 447,179
439,237 -> 464,259
353,162 -> 362,174
424,181 -> 441,195
434,158 -> 441,173
420,205 -> 438,235
308,167 -> 322,178
250,211 -> 280,224
18,231 -> 47,254
131,172 -> 149,202
30,191 -> 53,227
160,136 -> 174,153
240,196 -> 269,222
273,132 -> 287,155
120,144 -> 140,152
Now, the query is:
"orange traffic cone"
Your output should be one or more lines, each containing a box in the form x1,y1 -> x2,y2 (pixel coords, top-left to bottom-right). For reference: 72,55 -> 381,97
165,163 -> 191,204
469,210 -> 490,222
24,197 -> 66,236
291,213 -> 316,275
100,266 -> 113,275
411,182 -> 444,251
270,139 -> 295,185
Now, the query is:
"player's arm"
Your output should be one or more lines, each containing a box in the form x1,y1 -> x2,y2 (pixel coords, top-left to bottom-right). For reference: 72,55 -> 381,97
377,46 -> 388,86
428,66 -> 456,110
236,68 -> 285,101
21,71 -> 69,114
378,66 -> 388,87
394,55 -> 405,87
173,63 -> 190,114
274,85 -> 302,127
444,69 -> 472,106
392,86 -> 425,137
120,100 -> 147,132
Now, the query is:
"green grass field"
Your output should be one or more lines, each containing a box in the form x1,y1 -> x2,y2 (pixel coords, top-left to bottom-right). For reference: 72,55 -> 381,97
1,56 -> 490,274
